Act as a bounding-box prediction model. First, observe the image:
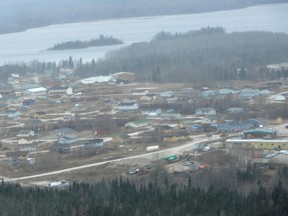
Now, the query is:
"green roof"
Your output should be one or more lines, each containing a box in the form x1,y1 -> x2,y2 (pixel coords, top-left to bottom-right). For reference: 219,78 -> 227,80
243,128 -> 276,135
18,129 -> 33,134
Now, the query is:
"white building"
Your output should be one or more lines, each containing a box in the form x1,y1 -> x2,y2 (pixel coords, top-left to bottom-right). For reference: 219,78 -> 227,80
25,87 -> 47,97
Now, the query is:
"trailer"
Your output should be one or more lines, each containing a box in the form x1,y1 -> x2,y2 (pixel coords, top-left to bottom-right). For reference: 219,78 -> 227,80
146,145 -> 159,151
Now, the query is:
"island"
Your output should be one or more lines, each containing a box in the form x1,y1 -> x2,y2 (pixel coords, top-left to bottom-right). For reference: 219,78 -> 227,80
48,35 -> 124,50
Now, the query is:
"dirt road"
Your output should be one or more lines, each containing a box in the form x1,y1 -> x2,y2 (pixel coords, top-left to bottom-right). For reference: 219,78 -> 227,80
7,135 -> 215,181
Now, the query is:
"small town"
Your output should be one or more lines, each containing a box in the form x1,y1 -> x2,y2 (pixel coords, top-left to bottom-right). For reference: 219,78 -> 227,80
1,1 -> 288,215
0,64 -> 288,188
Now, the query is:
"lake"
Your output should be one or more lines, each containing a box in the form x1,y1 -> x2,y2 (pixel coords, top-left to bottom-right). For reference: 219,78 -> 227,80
0,3 -> 287,66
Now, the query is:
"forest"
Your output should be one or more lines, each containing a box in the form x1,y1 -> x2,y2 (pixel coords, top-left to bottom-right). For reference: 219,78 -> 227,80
48,35 -> 124,50
1,27 -> 288,84
76,27 -> 288,82
1,171 -> 288,216
0,0 -> 286,34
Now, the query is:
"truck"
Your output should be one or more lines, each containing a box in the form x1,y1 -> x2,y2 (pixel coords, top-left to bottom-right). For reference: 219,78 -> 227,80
219,131 -> 228,137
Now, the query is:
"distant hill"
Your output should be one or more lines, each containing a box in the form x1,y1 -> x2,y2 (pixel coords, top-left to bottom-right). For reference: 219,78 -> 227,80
0,0 -> 286,34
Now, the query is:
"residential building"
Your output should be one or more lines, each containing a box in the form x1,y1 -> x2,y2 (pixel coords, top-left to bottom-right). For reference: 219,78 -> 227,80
58,134 -> 79,144
6,110 -> 21,119
117,102 -> 139,111
132,89 -> 149,96
125,120 -> 151,128
160,113 -> 182,120
201,90 -> 217,98
142,108 -> 162,117
18,143 -> 37,152
227,107 -> 245,114
112,72 -> 135,84
32,111 -> 46,119
17,130 -> 35,138
160,91 -> 174,98
18,138 -> 34,145
83,139 -> 104,148
48,86 -> 73,96
195,108 -> 216,116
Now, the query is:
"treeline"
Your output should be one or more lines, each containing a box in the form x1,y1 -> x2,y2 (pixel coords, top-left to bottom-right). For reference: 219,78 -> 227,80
88,27 -> 288,82
48,35 -> 124,50
1,179 -> 288,215
0,0 -> 286,34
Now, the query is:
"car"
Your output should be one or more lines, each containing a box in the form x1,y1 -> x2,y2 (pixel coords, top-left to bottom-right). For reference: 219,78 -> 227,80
183,161 -> 193,166
202,146 -> 211,152
285,125 -> 288,129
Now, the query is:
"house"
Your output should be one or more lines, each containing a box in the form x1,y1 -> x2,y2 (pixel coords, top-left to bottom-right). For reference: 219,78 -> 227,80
83,139 -> 104,148
260,89 -> 273,95
160,91 -> 174,98
267,94 -> 286,103
32,111 -> 46,119
132,89 -> 149,96
17,129 -> 35,138
195,108 -> 216,116
25,87 -> 47,97
218,89 -> 239,95
227,107 -> 245,114
112,72 -> 135,84
95,129 -> 113,136
240,88 -> 260,99
142,108 -> 162,117
23,98 -> 36,106
18,143 -> 37,152
62,115 -> 75,121
58,134 -> 79,144
191,124 -> 202,132
117,102 -> 139,111
18,138 -> 34,145
80,75 -> 112,84
125,120 -> 151,128
50,128 -> 76,137
160,113 -> 182,120
140,95 -> 155,101
6,110 -> 21,119
201,118 -> 212,125
201,90 -> 217,98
